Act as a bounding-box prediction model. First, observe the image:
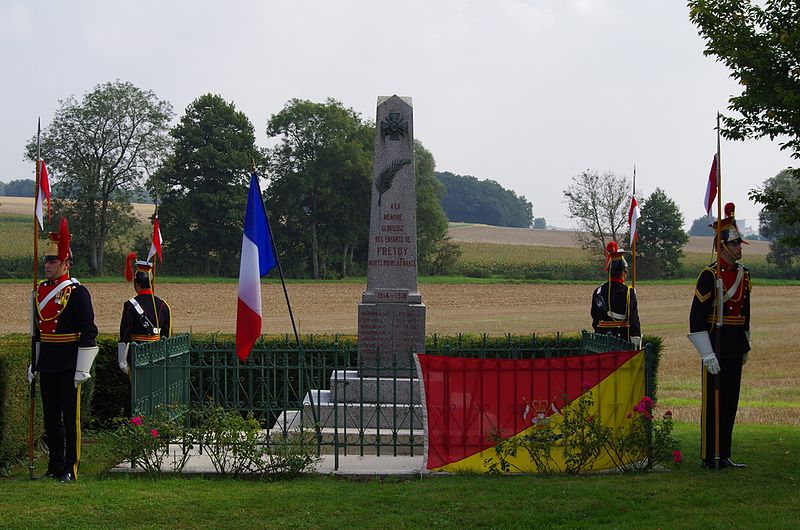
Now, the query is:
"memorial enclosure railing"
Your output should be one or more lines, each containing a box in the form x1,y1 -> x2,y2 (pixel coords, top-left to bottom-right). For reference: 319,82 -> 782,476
130,332 -> 655,468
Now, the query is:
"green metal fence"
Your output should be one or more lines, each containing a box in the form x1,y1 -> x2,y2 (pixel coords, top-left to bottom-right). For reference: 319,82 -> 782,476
130,333 -> 191,419
129,332 -> 653,468
184,332 -> 652,463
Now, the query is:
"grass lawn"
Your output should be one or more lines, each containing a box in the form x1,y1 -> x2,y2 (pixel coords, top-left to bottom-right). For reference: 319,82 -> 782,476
1,422 -> 798,529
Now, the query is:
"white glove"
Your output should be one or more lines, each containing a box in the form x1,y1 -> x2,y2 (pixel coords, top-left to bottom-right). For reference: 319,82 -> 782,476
27,364 -> 36,385
742,353 -> 748,366
630,336 -> 642,349
688,331 -> 720,375
74,370 -> 90,387
117,343 -> 130,374
74,346 -> 100,387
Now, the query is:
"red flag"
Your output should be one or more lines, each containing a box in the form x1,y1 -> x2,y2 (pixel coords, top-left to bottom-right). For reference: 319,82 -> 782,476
35,160 -> 51,230
704,154 -> 718,215
146,214 -> 163,263
628,195 -> 640,247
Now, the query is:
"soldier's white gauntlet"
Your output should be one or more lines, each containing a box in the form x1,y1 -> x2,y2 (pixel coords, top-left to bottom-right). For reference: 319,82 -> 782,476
117,342 -> 129,374
630,336 -> 642,350
688,331 -> 720,375
74,346 -> 100,387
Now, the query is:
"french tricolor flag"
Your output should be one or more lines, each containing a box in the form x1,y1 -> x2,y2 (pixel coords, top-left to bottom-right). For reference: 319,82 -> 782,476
235,173 -> 278,361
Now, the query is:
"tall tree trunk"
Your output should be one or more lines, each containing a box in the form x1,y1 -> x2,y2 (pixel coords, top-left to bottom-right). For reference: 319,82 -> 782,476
310,193 -> 319,279
341,243 -> 349,278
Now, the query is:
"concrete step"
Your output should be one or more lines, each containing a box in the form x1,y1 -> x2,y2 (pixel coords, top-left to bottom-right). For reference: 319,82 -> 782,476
327,370 -> 422,405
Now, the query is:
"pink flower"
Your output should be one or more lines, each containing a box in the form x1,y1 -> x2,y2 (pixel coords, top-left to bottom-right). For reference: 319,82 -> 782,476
664,410 -> 673,418
130,416 -> 143,426
150,429 -> 159,437
626,412 -> 632,419
673,450 -> 682,463
586,416 -> 594,423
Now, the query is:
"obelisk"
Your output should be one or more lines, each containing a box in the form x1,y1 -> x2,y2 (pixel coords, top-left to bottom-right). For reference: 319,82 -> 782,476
358,95 -> 425,377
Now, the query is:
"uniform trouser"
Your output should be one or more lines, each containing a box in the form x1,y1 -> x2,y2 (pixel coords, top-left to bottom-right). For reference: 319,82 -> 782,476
39,370 -> 81,477
701,356 -> 743,465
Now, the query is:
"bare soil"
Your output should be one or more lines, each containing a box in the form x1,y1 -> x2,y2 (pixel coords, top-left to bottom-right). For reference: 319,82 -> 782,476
2,281 -> 797,424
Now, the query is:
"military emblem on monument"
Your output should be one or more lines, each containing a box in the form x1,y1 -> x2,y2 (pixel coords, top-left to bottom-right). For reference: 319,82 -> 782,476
380,112 -> 408,140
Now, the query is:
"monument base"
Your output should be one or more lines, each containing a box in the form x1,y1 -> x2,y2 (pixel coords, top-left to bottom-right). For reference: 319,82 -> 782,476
358,302 -> 425,377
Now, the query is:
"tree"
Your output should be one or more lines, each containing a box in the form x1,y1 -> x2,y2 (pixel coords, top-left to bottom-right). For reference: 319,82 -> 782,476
437,171 -> 534,227
563,170 -> 630,258
758,169 -> 800,266
28,81 -> 173,274
635,188 -> 689,279
266,98 -> 373,279
533,217 -> 547,229
155,94 -> 260,275
688,214 -> 716,236
416,142 -> 460,274
690,1 -> 800,227
2,179 -> 35,197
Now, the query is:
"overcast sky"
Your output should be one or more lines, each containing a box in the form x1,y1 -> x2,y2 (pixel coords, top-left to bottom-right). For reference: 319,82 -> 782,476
1,0 -> 794,230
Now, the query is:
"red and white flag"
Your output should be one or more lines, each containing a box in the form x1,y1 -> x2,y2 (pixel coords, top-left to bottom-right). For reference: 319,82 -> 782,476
35,160 -> 51,230
146,214 -> 163,263
704,154 -> 718,215
628,195 -> 640,247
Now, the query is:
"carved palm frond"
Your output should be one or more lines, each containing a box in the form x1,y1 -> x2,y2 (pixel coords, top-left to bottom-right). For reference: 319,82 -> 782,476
376,158 -> 411,206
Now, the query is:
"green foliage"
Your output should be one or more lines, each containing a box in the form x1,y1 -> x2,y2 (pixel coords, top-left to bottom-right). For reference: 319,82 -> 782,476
455,242 -> 602,280
27,80 -> 173,275
0,335 -> 43,474
436,171 -> 534,228
487,393 -> 681,475
266,98 -> 373,279
757,169 -> 800,263
111,404 -> 193,474
689,0 -> 800,159
636,188 -> 690,279
415,142 -> 455,275
690,1 -> 800,236
688,214 -> 716,236
563,169 -> 631,259
604,397 -> 682,472
1,179 -> 35,197
156,94 -> 259,276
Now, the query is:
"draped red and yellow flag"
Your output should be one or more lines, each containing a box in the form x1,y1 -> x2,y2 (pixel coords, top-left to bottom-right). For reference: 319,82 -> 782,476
417,349 -> 646,472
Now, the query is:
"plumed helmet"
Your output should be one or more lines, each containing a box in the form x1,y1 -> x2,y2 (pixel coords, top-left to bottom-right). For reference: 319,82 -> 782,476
44,217 -> 73,263
125,251 -> 154,288
605,241 -> 628,277
710,202 -> 748,248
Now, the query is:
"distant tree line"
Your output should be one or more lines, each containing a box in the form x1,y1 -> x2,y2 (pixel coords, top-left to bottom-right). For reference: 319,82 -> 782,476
436,171 -> 534,228
0,179 -> 35,197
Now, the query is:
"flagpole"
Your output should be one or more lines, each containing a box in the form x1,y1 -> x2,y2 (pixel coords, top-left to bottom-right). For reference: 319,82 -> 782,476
713,112 -> 723,471
28,119 -> 41,480
251,165 -> 320,435
632,165 -> 637,290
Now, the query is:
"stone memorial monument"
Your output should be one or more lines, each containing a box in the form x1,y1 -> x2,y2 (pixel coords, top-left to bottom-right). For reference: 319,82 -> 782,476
358,95 -> 425,377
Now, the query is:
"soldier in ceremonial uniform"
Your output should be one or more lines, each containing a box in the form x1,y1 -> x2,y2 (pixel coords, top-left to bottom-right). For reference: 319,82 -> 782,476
117,252 -> 171,374
591,241 -> 642,349
688,202 -> 751,470
27,218 -> 99,482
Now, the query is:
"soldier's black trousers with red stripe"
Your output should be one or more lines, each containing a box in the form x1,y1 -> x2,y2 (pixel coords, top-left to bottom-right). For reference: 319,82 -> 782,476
702,356 -> 743,466
39,370 -> 80,477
